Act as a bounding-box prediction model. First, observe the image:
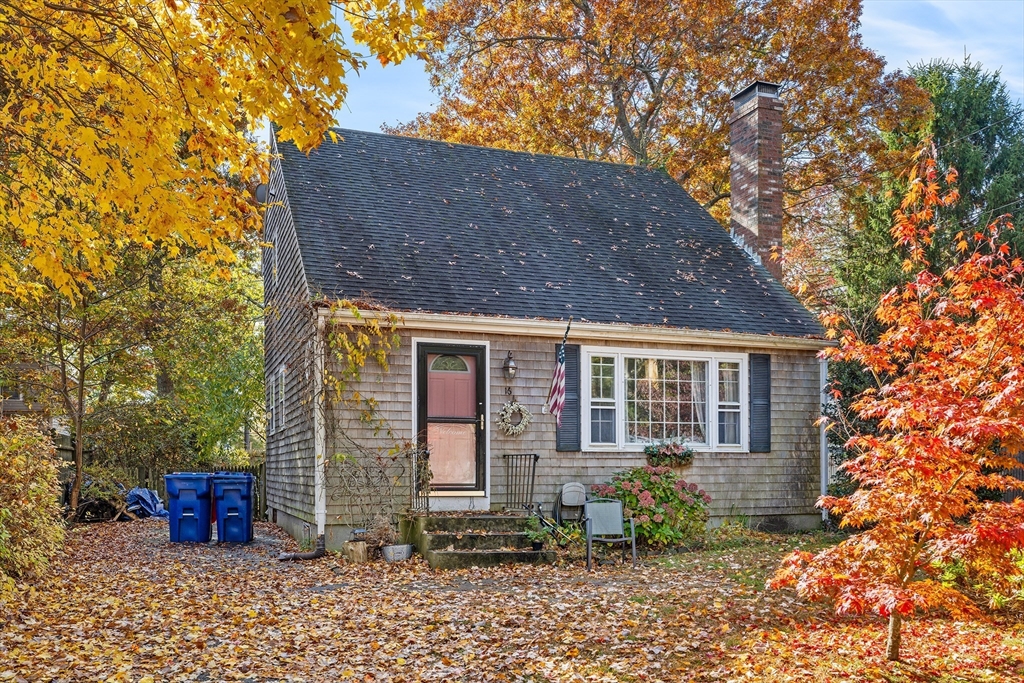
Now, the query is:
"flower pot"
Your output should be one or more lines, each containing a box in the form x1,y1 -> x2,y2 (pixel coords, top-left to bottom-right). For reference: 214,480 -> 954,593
381,543 -> 413,562
531,541 -> 544,551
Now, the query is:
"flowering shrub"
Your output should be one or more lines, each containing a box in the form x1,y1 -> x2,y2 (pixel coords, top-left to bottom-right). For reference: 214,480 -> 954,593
591,465 -> 711,546
0,418 -> 65,596
643,441 -> 695,468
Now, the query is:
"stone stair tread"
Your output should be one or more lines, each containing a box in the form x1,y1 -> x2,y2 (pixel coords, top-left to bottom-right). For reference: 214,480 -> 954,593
424,530 -> 525,536
406,514 -> 556,568
424,548 -> 556,570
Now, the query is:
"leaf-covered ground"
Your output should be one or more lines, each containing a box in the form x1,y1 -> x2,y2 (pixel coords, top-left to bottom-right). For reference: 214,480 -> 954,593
1,520 -> 1022,682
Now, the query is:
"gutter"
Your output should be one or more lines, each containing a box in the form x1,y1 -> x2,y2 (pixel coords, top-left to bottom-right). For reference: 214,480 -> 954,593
320,306 -> 834,351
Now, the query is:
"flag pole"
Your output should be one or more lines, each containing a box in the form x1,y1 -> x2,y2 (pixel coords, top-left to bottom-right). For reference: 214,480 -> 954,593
544,316 -> 573,418
561,316 -> 573,345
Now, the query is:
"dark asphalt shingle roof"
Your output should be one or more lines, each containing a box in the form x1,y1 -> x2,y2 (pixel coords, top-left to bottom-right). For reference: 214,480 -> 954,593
276,128 -> 823,338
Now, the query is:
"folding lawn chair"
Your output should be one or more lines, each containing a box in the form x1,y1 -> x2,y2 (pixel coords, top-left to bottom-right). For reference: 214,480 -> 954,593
584,497 -> 637,571
553,482 -> 587,524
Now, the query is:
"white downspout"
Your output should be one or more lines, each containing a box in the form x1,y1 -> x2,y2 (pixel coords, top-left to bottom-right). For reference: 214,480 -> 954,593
819,358 -> 829,523
277,310 -> 329,561
314,310 -> 327,539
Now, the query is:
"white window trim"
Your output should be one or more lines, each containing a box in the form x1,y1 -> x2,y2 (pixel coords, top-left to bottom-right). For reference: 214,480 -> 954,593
581,346 -> 749,453
267,386 -> 275,436
276,366 -> 286,432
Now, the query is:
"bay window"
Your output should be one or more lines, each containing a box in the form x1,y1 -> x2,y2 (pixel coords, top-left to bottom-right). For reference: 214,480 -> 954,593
584,349 -> 747,451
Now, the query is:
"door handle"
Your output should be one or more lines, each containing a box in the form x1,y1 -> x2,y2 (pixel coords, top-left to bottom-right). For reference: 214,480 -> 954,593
479,414 -> 485,430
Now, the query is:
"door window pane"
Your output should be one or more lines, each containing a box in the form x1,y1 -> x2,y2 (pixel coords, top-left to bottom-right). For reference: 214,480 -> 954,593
430,355 -> 469,372
427,423 -> 477,486
427,354 -> 476,417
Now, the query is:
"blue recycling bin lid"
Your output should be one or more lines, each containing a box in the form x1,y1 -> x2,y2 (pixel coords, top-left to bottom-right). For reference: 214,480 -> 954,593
212,472 -> 254,497
165,472 -> 212,498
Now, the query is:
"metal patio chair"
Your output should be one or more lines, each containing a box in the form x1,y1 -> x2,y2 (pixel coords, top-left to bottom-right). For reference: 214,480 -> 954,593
584,497 -> 637,571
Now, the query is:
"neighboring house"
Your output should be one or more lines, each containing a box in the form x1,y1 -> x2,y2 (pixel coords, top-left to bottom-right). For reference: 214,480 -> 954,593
263,82 -> 829,549
0,365 -> 44,417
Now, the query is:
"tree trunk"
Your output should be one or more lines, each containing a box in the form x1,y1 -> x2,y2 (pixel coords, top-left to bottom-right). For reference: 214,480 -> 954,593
886,611 -> 901,662
69,417 -> 83,515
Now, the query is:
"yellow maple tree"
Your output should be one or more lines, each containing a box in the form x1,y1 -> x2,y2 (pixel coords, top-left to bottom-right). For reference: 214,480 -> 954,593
0,0 -> 425,299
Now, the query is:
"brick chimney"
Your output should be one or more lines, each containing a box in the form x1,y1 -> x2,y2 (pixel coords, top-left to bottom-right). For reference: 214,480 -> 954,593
729,81 -> 784,281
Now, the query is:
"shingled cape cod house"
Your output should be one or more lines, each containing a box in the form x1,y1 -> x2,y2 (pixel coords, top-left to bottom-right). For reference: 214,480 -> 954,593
263,82 -> 829,551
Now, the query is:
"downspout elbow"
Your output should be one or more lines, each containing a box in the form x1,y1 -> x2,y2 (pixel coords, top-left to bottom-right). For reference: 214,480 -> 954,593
278,534 -> 326,561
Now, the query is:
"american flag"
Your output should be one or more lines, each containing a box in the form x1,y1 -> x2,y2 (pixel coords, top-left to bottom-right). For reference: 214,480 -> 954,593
544,342 -> 567,426
544,318 -> 572,426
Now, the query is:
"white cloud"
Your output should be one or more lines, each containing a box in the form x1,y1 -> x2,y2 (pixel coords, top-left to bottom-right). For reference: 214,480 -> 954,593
861,0 -> 1024,101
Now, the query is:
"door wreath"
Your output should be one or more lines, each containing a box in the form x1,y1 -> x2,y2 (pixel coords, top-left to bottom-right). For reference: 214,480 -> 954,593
497,400 -> 533,436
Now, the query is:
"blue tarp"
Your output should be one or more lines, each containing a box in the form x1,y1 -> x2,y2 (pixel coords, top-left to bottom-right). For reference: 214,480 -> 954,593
126,487 -> 169,518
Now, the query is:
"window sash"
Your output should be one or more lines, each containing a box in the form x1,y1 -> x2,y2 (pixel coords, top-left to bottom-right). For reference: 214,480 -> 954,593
0,384 -> 20,402
624,358 -> 708,445
717,361 -> 741,445
582,349 -> 747,451
590,356 -> 616,444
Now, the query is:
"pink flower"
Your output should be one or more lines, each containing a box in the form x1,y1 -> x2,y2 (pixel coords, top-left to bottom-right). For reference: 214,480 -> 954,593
702,493 -> 712,504
687,483 -> 698,493
651,475 -> 661,483
638,514 -> 651,524
638,490 -> 656,508
653,514 -> 664,523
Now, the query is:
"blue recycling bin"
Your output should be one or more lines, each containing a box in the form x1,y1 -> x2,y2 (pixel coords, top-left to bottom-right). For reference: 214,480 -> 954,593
212,472 -> 255,543
165,473 -> 213,543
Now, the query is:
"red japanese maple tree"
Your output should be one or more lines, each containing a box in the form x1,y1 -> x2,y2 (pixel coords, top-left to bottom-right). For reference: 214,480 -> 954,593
770,153 -> 1024,661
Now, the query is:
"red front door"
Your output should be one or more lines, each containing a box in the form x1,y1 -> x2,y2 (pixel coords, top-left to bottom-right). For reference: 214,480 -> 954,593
417,344 -> 486,491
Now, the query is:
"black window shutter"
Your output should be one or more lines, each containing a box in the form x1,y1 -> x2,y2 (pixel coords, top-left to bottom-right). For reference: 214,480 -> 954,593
556,344 -> 581,452
749,353 -> 771,453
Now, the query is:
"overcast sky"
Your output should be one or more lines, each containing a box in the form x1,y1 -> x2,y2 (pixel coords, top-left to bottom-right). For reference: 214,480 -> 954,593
330,0 -> 1024,134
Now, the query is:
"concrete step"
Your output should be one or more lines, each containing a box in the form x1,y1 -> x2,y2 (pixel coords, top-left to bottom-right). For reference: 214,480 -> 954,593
424,548 -> 556,570
422,531 -> 531,551
417,514 -> 529,534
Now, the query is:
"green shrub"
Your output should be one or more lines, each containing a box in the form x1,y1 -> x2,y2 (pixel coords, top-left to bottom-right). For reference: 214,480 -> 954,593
938,549 -> 1024,609
591,465 -> 711,546
0,418 -> 65,594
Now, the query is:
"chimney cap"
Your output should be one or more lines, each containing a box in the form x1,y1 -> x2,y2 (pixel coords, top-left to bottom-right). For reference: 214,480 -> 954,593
730,81 -> 782,105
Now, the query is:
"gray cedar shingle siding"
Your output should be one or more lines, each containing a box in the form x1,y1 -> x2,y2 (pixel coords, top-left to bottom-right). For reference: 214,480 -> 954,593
275,129 -> 822,339
263,137 -> 317,525
321,328 -> 821,526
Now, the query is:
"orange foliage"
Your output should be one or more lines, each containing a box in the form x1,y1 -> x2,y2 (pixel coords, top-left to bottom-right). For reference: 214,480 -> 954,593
392,0 -> 929,226
771,152 -> 1024,657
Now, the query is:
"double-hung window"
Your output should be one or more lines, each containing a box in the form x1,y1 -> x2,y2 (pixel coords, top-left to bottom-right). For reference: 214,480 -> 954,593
583,349 -> 747,451
276,367 -> 286,432
267,390 -> 275,436
267,367 -> 285,436
590,356 -> 616,444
